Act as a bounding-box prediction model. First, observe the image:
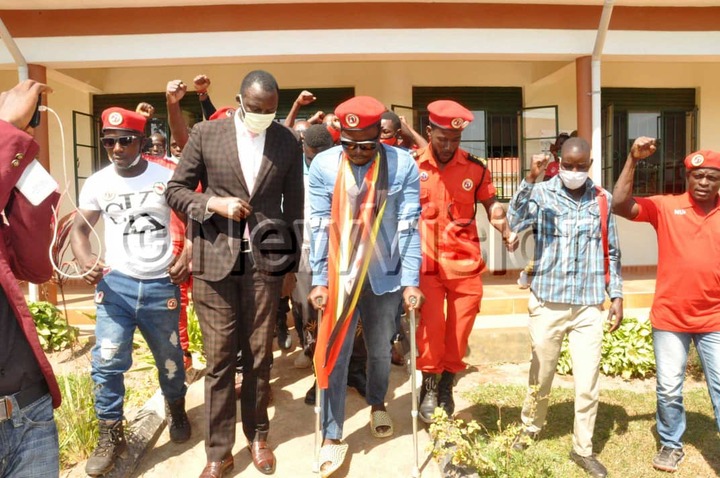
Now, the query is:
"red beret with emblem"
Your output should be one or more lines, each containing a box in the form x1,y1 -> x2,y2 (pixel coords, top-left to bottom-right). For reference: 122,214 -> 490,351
334,96 -> 386,130
428,100 -> 474,131
101,107 -> 146,134
209,106 -> 236,121
684,150 -> 720,171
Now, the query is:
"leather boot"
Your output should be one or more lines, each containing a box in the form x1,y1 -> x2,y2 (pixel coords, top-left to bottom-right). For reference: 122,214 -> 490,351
276,296 -> 292,350
437,371 -> 456,417
85,420 -> 127,476
166,397 -> 192,443
418,373 -> 438,423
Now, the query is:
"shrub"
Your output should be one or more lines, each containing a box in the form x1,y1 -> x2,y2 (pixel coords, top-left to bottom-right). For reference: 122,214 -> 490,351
556,317 -> 655,379
430,395 -> 556,477
56,373 -> 97,468
29,301 -> 78,352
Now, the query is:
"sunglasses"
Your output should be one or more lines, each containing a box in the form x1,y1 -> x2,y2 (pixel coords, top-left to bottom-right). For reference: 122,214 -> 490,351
101,136 -> 140,148
340,139 -> 378,152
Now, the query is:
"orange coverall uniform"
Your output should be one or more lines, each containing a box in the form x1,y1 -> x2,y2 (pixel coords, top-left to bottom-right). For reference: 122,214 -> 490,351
415,146 -> 495,374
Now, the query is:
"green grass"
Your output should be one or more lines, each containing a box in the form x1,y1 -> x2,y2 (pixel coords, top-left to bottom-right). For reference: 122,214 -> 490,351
56,373 -> 97,468
459,383 -> 719,477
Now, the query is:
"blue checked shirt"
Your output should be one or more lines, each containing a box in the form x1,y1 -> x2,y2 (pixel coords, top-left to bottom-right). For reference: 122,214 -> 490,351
507,177 -> 623,306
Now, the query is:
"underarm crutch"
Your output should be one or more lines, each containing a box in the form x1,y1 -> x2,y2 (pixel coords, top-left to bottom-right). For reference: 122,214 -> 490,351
312,298 -> 324,473
408,295 -> 420,478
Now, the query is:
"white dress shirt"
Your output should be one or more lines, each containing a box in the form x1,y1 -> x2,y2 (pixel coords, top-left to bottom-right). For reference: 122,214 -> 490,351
234,111 -> 266,195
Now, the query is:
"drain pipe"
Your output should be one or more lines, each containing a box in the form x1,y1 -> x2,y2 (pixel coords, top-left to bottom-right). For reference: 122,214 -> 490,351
0,18 -> 38,302
591,0 -> 614,187
0,18 -> 28,81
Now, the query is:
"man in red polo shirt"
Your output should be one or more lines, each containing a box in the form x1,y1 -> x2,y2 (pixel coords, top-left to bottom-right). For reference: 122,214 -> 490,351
613,137 -> 720,473
414,100 -> 518,423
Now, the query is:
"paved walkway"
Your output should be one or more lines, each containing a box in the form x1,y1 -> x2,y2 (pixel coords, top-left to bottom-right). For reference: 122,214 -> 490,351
132,347 -> 442,478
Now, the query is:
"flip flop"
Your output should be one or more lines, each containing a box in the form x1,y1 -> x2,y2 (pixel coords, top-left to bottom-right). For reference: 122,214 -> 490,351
319,442 -> 349,478
370,409 -> 394,438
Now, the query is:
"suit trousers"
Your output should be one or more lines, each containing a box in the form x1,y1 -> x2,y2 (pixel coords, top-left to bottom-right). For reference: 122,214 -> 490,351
520,293 -> 603,457
193,252 -> 283,461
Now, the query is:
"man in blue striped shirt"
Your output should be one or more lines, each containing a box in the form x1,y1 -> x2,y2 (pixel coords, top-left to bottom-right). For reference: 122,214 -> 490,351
507,137 -> 623,478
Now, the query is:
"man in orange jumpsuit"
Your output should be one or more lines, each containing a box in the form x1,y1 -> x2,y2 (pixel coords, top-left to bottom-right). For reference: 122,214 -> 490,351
415,100 -> 518,422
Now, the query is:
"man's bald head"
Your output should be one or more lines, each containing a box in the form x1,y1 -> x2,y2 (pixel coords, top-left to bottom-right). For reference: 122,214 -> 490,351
561,137 -> 591,159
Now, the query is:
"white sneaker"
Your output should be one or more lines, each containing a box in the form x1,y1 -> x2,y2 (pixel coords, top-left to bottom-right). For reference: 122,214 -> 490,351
294,352 -> 312,369
517,270 -> 530,289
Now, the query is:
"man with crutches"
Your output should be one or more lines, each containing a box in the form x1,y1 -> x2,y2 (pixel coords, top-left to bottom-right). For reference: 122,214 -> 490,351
308,96 -> 424,477
413,101 -> 518,423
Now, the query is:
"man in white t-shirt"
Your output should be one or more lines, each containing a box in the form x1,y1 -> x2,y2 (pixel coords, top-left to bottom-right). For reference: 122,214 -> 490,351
70,107 -> 192,477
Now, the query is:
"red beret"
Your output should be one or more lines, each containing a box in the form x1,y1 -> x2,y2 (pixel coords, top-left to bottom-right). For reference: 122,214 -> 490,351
428,100 -> 474,131
209,106 -> 236,121
684,150 -> 720,171
101,107 -> 146,134
334,96 -> 386,130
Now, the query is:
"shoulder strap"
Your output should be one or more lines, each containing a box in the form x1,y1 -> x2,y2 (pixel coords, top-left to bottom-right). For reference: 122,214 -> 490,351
595,186 -> 610,287
467,153 -> 488,168
467,153 -> 488,201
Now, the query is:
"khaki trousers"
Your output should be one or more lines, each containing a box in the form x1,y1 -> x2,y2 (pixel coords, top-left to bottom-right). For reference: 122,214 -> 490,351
521,293 -> 604,456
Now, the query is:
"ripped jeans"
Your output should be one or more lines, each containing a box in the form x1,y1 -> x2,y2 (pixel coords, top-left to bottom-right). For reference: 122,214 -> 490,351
91,270 -> 186,421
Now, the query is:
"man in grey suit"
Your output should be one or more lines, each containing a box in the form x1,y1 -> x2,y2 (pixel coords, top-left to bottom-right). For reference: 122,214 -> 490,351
166,70 -> 303,478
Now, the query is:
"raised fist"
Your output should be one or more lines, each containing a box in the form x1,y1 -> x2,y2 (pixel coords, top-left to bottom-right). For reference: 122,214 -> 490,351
166,80 -> 187,104
630,136 -> 657,162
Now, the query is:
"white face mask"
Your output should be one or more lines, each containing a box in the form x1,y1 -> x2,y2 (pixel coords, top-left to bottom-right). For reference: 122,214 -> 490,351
239,97 -> 276,134
558,169 -> 588,190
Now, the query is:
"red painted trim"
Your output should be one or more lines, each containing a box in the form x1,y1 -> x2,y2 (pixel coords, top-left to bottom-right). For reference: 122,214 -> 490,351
2,4 -> 719,38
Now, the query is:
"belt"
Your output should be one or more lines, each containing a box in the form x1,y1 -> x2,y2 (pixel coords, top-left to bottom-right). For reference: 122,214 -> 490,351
240,238 -> 252,254
0,380 -> 49,423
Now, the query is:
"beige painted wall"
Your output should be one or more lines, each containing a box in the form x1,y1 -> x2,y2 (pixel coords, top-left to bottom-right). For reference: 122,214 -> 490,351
524,61 -> 578,135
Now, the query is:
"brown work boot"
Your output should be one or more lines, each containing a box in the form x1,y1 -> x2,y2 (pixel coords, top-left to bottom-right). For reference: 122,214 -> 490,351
85,420 -> 127,476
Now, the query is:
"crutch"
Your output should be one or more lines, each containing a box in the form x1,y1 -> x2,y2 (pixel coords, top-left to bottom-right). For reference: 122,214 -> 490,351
312,297 -> 324,473
408,296 -> 420,478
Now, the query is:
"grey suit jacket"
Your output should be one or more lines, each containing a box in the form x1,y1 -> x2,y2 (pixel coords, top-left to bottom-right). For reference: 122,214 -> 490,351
166,118 -> 303,281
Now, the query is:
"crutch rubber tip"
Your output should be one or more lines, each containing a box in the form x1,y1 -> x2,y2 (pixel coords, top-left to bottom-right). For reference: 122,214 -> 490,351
312,462 -> 320,473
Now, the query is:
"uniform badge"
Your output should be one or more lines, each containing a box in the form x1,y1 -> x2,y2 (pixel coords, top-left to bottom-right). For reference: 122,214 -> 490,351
167,298 -> 178,310
153,182 -> 166,195
691,154 -> 704,167
108,112 -> 123,126
419,171 -> 429,181
451,117 -> 468,130
462,178 -> 473,191
103,190 -> 116,201
94,290 -> 104,304
345,113 -> 360,128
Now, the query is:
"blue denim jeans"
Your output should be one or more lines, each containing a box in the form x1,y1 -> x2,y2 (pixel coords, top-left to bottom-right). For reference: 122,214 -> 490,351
0,393 -> 59,478
322,286 -> 401,440
653,328 -> 720,448
91,270 -> 186,421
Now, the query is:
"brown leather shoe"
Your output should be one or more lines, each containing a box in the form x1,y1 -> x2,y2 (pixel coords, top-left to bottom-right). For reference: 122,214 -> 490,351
234,374 -> 243,400
199,456 -> 234,478
248,439 -> 276,475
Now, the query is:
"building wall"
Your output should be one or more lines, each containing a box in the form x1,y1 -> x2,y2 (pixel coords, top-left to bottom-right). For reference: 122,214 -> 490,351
6,58 -> 720,269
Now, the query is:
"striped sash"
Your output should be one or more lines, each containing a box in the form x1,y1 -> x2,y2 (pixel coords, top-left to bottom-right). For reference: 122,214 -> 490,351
314,148 -> 389,389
